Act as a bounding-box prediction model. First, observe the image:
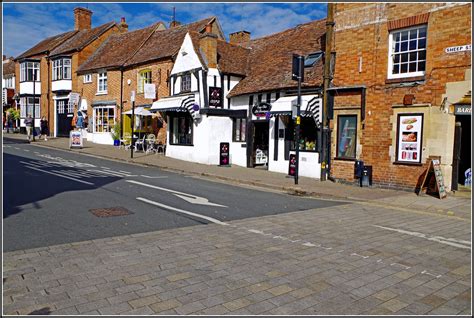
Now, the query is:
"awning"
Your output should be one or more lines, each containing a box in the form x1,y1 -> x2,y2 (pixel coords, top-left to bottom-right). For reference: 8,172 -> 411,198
123,107 -> 153,116
270,95 -> 322,124
150,95 -> 191,111
92,100 -> 116,106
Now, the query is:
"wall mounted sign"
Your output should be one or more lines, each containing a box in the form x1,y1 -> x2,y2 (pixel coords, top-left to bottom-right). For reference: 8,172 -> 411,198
144,83 -> 156,99
252,102 -> 272,117
209,87 -> 223,108
454,105 -> 471,115
445,44 -> 471,54
219,142 -> 230,166
396,113 -> 423,163
69,92 -> 80,106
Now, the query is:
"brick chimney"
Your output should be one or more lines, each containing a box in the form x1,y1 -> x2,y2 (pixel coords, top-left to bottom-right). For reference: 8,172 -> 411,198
169,20 -> 182,28
119,17 -> 128,33
229,30 -> 251,47
74,7 -> 92,30
3,55 -> 6,61
199,24 -> 218,68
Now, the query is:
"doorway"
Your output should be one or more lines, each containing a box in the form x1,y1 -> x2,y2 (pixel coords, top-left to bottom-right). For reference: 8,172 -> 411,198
452,115 -> 471,190
252,121 -> 269,167
56,98 -> 73,137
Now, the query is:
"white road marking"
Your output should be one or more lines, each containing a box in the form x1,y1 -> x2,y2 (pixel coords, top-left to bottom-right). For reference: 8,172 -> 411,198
24,166 -> 94,185
136,197 -> 229,226
303,242 -> 317,247
140,175 -> 168,179
373,225 -> 471,250
14,147 -> 20,150
127,180 -> 227,208
119,170 -> 131,174
23,149 -> 30,152
90,169 -> 129,177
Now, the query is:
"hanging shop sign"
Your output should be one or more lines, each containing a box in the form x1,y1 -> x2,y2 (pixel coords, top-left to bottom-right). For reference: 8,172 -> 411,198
209,87 -> 223,108
69,92 -> 80,107
445,44 -> 471,54
252,102 -> 272,117
144,83 -> 156,99
454,105 -> 471,115
219,142 -> 230,166
396,113 -> 424,163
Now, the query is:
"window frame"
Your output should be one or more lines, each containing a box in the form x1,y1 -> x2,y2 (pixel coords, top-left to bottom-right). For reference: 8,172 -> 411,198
97,72 -> 108,94
83,74 -> 92,83
169,113 -> 193,146
20,96 -> 40,118
336,114 -> 358,160
93,105 -> 115,133
232,117 -> 247,142
387,24 -> 427,79
180,73 -> 191,93
20,61 -> 40,82
137,69 -> 152,94
52,58 -> 71,81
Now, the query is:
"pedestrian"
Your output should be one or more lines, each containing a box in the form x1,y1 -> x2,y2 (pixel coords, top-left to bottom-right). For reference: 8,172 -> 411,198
71,106 -> 78,131
24,114 -> 34,142
3,112 -> 6,131
40,116 -> 49,141
7,115 -> 14,133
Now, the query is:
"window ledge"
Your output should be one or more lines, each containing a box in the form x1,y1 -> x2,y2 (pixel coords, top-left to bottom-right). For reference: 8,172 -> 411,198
393,161 -> 423,166
169,144 -> 194,147
96,92 -> 108,96
385,76 -> 425,84
334,157 -> 356,162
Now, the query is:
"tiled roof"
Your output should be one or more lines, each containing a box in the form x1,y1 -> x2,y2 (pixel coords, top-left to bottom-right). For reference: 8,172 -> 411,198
124,17 -> 219,67
228,19 -> 326,97
77,23 -> 159,73
216,40 -> 250,76
3,60 -> 16,76
15,30 -> 78,60
50,22 -> 116,57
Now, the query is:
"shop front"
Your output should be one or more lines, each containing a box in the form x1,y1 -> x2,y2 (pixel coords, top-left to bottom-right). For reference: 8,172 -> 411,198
88,100 -> 116,144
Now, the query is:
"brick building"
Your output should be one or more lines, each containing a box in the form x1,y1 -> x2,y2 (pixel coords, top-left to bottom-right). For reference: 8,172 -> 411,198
76,17 -> 222,145
13,7 -> 123,136
3,56 -> 16,115
329,3 -> 471,191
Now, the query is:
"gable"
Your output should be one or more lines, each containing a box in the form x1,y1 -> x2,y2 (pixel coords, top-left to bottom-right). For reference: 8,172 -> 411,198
171,33 -> 203,75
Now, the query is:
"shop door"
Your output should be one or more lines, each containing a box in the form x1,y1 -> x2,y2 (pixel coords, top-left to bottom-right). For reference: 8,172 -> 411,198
253,121 -> 269,167
56,99 -> 73,137
453,115 -> 471,187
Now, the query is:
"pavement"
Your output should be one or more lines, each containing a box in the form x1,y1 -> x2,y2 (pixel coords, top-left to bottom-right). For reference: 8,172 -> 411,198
2,133 -> 472,316
3,133 -> 472,220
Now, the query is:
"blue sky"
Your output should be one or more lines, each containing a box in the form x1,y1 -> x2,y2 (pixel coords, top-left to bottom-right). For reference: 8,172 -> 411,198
2,2 -> 327,58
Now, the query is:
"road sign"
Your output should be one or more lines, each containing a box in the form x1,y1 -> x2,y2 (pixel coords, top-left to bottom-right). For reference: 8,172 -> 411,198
292,54 -> 304,82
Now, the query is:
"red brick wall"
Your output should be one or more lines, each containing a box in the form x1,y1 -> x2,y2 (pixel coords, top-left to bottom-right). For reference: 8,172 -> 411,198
331,3 -> 471,190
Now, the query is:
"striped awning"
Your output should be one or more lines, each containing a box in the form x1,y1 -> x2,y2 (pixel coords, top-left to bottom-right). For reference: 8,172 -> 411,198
270,95 -> 322,125
151,94 -> 200,121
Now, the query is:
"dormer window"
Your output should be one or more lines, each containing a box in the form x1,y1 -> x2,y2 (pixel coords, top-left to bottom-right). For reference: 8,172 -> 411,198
181,73 -> 191,92
304,52 -> 323,67
20,61 -> 40,82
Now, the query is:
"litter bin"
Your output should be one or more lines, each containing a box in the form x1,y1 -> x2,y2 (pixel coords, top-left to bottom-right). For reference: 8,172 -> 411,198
354,160 -> 364,178
361,165 -> 372,187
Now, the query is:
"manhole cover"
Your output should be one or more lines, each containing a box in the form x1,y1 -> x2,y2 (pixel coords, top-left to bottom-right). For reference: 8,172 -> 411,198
89,207 -> 132,217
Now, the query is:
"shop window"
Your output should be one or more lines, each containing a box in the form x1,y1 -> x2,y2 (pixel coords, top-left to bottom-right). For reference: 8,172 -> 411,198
137,69 -> 152,93
170,114 -> 193,145
94,106 -> 115,133
286,117 -> 318,151
233,118 -> 246,142
20,97 -> 40,118
388,25 -> 427,79
336,115 -> 357,159
181,74 -> 191,92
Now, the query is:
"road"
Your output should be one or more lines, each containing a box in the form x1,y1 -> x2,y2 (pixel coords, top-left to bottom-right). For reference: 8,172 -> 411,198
3,139 -> 344,251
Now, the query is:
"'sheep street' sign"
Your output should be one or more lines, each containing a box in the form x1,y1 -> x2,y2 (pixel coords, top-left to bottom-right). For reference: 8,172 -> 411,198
445,44 -> 471,54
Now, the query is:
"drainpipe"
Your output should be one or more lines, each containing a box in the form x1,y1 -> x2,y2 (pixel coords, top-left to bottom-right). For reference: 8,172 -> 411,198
321,3 -> 334,182
120,67 -> 124,139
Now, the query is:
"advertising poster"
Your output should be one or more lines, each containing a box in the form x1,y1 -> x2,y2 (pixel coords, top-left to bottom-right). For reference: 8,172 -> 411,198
288,154 -> 297,176
209,87 -> 223,108
219,142 -> 230,166
397,114 -> 423,163
69,130 -> 83,149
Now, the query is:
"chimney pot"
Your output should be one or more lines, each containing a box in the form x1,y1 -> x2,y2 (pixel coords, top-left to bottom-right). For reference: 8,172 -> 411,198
119,16 -> 128,33
121,17 -> 126,23
74,7 -> 92,30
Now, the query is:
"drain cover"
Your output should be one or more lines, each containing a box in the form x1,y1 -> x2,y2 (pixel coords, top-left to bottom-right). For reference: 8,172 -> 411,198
90,207 -> 132,217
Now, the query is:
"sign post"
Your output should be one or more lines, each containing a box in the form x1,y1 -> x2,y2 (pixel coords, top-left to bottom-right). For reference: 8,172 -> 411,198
130,90 -> 135,159
292,54 -> 304,185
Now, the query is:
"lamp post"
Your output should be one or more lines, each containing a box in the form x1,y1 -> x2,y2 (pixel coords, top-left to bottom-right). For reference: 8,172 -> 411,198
130,90 -> 135,159
32,69 -> 37,141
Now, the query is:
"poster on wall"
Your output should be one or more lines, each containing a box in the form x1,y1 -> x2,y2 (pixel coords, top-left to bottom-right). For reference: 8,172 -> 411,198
397,113 -> 423,163
209,87 -> 223,108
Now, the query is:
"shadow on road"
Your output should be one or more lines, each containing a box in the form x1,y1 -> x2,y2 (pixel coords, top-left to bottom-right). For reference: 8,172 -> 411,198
3,152 -> 121,218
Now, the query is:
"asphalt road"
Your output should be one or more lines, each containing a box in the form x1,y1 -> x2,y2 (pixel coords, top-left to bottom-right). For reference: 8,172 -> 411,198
3,139 -> 346,251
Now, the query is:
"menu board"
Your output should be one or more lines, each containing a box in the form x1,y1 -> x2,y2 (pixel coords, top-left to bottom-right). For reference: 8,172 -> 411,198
69,130 -> 83,149
419,159 -> 447,199
288,154 -> 296,176
397,114 -> 423,163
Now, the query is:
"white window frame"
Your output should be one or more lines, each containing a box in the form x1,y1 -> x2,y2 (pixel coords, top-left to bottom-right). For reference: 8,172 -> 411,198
97,72 -> 107,94
93,105 -> 115,133
83,74 -> 92,83
5,77 -> 14,88
387,25 -> 427,79
20,96 -> 40,118
20,61 -> 40,82
52,58 -> 71,81
181,74 -> 191,92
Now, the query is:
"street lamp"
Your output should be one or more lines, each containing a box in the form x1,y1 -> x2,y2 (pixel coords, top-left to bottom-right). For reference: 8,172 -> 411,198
13,93 -> 20,132
32,69 -> 37,141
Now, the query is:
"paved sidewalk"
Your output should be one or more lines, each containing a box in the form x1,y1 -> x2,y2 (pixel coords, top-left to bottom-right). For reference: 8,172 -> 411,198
3,133 -> 471,219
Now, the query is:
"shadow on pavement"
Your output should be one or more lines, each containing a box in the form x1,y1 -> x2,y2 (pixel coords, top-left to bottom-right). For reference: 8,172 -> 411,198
29,307 -> 51,315
3,152 -> 121,218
